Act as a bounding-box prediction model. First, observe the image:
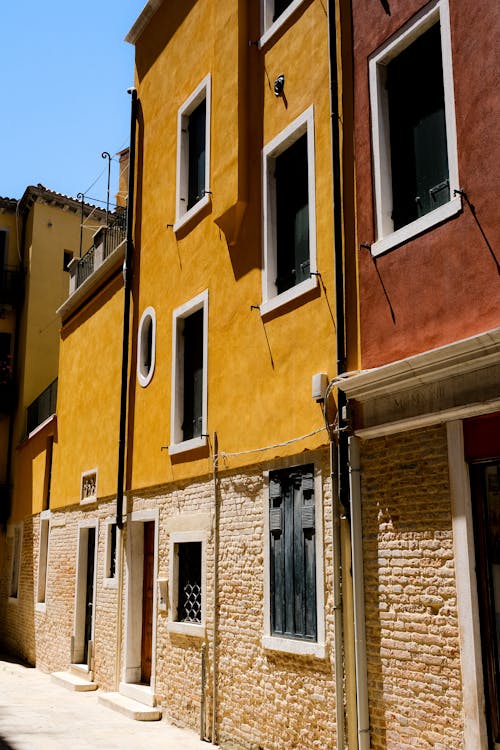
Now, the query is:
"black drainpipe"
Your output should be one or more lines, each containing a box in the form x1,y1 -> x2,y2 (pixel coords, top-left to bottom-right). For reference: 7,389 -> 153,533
116,87 -> 137,530
327,1 -> 350,510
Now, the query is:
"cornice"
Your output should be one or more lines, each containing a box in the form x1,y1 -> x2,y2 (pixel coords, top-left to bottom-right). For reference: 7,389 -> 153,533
125,0 -> 165,45
336,327 -> 500,402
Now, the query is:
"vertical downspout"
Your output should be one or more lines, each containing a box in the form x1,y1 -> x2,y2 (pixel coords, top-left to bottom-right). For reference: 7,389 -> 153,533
116,86 -> 137,531
114,87 -> 137,691
212,432 -> 219,745
327,0 -> 348,747
349,436 -> 370,750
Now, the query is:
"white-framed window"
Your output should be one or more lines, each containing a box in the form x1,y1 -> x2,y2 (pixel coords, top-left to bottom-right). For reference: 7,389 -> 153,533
80,468 -> 98,504
262,462 -> 326,657
168,530 -> 206,637
174,74 -> 211,233
9,524 -> 22,601
261,106 -> 317,316
137,306 -> 156,388
259,0 -> 309,47
36,511 -> 50,609
369,0 -> 460,256
169,290 -> 208,456
103,519 -> 118,588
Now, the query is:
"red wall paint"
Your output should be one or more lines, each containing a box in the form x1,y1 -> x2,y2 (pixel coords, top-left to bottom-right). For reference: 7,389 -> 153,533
353,0 -> 500,368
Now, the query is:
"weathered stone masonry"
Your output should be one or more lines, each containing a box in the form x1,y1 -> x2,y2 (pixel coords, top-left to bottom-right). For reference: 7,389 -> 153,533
361,425 -> 464,750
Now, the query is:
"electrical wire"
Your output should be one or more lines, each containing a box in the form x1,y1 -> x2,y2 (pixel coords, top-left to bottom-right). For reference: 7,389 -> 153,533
217,425 -> 328,460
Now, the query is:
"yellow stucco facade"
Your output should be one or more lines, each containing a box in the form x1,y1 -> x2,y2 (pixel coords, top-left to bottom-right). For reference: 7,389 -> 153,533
6,189 -> 107,523
127,0 -> 338,491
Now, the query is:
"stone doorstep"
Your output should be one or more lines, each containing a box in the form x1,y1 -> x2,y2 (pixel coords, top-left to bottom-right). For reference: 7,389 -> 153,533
119,680 -> 156,707
98,692 -> 162,721
69,662 -> 94,681
51,671 -> 98,692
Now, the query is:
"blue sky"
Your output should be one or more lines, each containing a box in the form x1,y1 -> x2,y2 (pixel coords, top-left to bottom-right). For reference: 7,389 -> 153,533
0,1 -> 146,204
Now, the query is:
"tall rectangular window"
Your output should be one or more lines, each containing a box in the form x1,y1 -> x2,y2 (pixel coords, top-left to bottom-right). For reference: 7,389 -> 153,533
260,0 -> 308,45
175,75 -> 211,232
387,24 -> 449,229
262,106 -> 317,315
369,0 -> 460,255
182,309 -> 203,442
37,512 -> 50,606
177,542 -> 202,624
269,464 -> 317,641
169,291 -> 208,455
168,531 -> 206,637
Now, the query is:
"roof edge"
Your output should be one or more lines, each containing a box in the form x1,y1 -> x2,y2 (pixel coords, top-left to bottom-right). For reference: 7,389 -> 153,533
125,0 -> 164,45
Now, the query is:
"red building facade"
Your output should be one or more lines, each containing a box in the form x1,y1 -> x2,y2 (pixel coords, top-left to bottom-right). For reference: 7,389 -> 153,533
341,1 -> 500,747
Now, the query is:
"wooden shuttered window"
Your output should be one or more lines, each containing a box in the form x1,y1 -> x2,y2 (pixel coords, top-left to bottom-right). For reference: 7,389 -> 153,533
275,133 -> 310,295
387,23 -> 449,230
182,308 -> 204,441
269,464 -> 317,641
187,98 -> 206,210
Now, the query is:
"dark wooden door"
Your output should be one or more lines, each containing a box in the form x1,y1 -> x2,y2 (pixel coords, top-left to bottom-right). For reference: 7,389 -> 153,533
141,522 -> 154,684
83,528 -> 95,664
470,462 -> 500,746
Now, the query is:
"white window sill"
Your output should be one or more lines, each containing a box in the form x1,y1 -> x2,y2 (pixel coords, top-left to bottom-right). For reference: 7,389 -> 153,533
259,0 -> 309,48
103,577 -> 118,590
260,275 -> 317,317
35,602 -> 47,613
7,596 -> 19,605
80,497 -> 97,506
167,621 -> 205,638
168,434 -> 207,457
371,195 -> 462,257
262,635 -> 326,658
173,193 -> 211,234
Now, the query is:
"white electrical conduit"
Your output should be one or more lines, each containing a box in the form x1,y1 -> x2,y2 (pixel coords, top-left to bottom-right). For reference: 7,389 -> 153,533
349,436 -> 371,750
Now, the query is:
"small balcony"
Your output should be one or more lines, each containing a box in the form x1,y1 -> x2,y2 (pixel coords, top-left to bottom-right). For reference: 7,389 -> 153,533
26,378 -> 57,436
0,265 -> 22,306
69,211 -> 126,296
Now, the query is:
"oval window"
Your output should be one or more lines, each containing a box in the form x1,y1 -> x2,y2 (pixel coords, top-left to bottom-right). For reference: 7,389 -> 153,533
137,307 -> 156,387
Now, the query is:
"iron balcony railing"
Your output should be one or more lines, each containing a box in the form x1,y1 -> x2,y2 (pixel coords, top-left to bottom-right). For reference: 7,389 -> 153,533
27,378 -> 57,435
0,265 -> 22,306
71,211 -> 126,294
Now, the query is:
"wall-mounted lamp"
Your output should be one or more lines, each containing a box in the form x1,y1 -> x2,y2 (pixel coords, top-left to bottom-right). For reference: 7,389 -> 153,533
273,74 -> 285,97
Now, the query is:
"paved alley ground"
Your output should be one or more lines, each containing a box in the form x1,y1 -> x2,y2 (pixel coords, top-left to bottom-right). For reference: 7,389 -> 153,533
0,655 -> 214,750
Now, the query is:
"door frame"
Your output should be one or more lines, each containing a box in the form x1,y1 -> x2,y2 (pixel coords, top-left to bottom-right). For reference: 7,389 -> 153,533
73,519 -> 99,665
123,508 -> 159,689
447,421 -> 489,748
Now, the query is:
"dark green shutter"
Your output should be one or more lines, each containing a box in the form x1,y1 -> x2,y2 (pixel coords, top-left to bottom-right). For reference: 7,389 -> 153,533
182,309 -> 203,441
269,465 -> 317,641
275,134 -> 310,295
187,99 -> 206,210
387,23 -> 449,229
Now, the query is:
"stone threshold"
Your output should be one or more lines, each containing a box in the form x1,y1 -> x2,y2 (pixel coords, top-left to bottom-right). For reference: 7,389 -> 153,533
51,671 -> 98,692
98,691 -> 162,721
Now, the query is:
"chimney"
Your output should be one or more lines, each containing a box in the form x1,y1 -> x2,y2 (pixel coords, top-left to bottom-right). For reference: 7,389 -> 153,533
115,148 -> 129,208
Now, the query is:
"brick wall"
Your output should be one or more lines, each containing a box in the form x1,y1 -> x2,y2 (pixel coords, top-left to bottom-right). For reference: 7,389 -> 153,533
361,424 -> 464,749
1,447 -> 340,750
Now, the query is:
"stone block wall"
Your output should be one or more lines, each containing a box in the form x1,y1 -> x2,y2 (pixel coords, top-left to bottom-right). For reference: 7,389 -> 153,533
360,424 -> 464,749
0,447 -> 340,749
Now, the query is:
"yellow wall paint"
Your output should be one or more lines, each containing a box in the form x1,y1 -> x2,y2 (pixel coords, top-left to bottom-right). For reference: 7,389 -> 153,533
128,0 -> 338,489
49,275 -> 124,508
